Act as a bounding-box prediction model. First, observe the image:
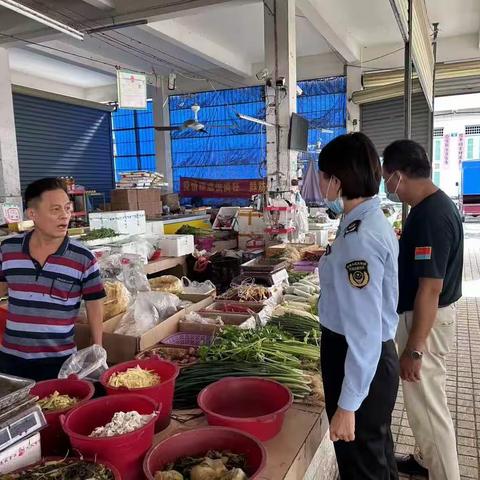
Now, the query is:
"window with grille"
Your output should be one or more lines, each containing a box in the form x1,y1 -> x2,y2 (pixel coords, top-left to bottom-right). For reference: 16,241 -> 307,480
433,128 -> 444,137
433,138 -> 442,162
111,100 -> 156,181
465,125 -> 480,135
467,137 -> 475,159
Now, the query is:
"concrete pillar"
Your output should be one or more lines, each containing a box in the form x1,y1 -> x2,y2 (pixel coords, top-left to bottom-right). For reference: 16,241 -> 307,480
0,48 -> 22,212
346,65 -> 361,132
264,0 -> 297,192
151,77 -> 173,191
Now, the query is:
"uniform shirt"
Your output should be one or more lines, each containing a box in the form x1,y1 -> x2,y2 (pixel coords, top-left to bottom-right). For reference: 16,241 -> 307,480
398,189 -> 463,314
0,232 -> 106,360
319,197 -> 399,412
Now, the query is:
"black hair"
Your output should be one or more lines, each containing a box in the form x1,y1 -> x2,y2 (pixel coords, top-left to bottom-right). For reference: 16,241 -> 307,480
24,178 -> 68,208
383,139 -> 431,178
318,132 -> 381,200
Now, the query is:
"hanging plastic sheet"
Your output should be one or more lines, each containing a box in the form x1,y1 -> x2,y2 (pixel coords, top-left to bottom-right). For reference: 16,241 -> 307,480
301,159 -> 323,206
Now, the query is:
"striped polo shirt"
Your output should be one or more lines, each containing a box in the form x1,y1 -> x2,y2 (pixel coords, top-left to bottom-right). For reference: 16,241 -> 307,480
0,232 -> 105,360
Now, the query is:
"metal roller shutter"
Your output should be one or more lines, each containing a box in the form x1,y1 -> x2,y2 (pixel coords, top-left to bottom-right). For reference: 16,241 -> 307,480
360,93 -> 430,157
12,94 -> 114,196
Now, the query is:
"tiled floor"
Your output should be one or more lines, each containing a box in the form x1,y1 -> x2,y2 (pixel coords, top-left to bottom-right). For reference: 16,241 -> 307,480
394,222 -> 480,480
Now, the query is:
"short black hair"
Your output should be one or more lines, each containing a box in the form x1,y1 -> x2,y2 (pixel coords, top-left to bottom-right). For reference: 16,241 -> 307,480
24,178 -> 68,208
318,132 -> 381,200
383,140 -> 431,178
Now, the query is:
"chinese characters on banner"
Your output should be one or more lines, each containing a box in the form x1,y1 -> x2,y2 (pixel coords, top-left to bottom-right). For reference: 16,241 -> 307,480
458,134 -> 465,164
443,134 -> 450,165
180,177 -> 267,198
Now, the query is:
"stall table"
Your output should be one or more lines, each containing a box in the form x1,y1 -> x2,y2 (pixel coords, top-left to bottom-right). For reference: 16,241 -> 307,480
155,404 -> 338,480
144,256 -> 187,276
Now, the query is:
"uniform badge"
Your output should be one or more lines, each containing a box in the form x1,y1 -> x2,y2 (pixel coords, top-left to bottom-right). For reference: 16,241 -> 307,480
344,220 -> 361,237
346,260 -> 370,289
415,246 -> 432,260
325,244 -> 332,256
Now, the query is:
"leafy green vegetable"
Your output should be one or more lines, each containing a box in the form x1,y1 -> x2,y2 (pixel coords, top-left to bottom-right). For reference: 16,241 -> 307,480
176,225 -> 212,237
81,228 -> 117,241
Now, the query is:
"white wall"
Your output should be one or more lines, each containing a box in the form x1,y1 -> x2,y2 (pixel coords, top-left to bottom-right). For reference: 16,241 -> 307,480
10,71 -> 87,99
434,110 -> 480,197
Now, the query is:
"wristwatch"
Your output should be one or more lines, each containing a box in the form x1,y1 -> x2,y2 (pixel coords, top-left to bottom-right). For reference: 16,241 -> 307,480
406,349 -> 424,360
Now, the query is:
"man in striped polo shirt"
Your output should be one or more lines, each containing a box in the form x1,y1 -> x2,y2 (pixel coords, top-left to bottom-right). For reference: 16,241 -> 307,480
0,178 -> 105,381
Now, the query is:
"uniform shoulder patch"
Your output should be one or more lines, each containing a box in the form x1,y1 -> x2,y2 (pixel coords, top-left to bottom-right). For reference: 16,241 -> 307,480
344,220 -> 361,237
346,260 -> 370,289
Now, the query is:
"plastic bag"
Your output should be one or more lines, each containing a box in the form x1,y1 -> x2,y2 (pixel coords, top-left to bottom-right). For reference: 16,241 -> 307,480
98,253 -> 123,281
181,277 -> 216,295
120,254 -> 151,295
114,291 -> 180,336
58,345 -> 108,380
150,275 -> 183,295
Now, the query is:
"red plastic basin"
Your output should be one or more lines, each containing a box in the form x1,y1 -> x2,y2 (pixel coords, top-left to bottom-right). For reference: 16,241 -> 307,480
143,426 -> 267,480
8,456 -> 121,480
198,377 -> 293,441
62,394 -> 158,480
31,376 -> 94,456
100,358 -> 179,432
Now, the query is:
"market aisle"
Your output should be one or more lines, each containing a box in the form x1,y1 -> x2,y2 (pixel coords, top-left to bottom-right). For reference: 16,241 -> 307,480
394,222 -> 480,480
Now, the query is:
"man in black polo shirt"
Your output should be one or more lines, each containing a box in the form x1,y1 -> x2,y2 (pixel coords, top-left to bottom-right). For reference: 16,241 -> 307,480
383,140 -> 463,480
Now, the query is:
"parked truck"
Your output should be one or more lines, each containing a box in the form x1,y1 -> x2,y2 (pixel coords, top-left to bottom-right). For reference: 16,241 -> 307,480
460,160 -> 480,219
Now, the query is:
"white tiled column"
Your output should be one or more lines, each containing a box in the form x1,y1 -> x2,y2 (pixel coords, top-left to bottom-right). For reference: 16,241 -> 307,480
0,47 -> 22,214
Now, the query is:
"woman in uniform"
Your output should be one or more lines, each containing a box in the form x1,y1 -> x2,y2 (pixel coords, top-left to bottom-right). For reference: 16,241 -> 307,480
318,132 -> 400,480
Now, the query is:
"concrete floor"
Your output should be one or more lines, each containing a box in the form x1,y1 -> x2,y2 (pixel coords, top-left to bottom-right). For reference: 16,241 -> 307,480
395,221 -> 480,480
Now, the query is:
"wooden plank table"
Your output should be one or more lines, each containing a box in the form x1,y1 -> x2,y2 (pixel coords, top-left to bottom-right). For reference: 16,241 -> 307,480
154,404 -> 333,480
144,256 -> 187,276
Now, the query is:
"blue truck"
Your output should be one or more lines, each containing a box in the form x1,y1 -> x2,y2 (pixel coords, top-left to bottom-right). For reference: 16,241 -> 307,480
460,160 -> 480,219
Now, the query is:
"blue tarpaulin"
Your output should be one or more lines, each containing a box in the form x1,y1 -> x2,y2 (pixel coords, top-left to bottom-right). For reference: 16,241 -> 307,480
111,78 -> 347,201
169,86 -> 267,195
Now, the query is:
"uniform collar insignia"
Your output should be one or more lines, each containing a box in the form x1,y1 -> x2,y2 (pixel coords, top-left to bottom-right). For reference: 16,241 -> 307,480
344,220 -> 362,237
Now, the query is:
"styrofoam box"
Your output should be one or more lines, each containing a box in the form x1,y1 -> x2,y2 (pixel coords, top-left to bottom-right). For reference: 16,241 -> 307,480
0,433 -> 41,474
146,220 -> 165,235
155,234 -> 194,257
89,210 -> 146,235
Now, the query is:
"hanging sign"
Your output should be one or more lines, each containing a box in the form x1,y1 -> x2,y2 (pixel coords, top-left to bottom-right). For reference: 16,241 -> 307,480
117,69 -> 147,109
1,204 -> 21,224
180,177 -> 267,198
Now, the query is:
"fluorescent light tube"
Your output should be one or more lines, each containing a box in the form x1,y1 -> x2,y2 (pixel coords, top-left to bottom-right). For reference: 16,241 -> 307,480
0,0 -> 84,40
236,113 -> 275,128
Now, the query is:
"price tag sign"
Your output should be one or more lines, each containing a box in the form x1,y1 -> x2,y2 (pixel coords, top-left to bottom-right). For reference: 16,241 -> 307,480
117,69 -> 147,110
1,204 -> 21,224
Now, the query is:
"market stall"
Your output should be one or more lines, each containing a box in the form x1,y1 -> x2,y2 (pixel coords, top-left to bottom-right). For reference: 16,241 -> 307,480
0,171 -> 343,480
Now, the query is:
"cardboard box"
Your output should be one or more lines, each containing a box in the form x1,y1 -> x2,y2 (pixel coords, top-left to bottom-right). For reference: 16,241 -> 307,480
0,433 -> 41,475
238,208 -> 265,234
111,189 -> 163,220
75,294 -> 213,364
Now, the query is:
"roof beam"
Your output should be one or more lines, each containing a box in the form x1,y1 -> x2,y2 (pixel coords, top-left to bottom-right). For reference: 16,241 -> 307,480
144,21 -> 252,77
81,0 -> 115,10
296,0 -> 360,63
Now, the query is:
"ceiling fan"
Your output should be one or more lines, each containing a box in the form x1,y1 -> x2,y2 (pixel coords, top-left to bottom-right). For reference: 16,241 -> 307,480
155,104 -> 208,133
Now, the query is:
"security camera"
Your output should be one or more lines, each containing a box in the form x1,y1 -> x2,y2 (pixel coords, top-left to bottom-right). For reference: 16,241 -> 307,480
256,68 -> 270,81
296,85 -> 303,96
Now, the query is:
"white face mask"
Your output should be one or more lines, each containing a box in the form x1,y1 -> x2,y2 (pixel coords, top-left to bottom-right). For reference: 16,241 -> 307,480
386,172 -> 401,203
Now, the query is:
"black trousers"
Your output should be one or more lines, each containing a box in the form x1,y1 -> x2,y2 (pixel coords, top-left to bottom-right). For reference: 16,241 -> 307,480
0,351 -> 67,381
321,327 -> 400,480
